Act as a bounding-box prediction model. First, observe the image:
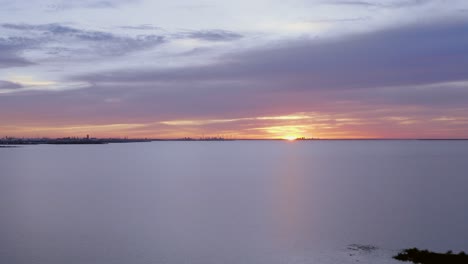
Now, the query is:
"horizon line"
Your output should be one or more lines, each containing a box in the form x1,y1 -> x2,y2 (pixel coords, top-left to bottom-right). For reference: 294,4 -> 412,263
2,136 -> 468,141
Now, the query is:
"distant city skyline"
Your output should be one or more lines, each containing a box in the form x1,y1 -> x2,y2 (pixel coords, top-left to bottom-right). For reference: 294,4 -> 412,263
1,0 -> 468,139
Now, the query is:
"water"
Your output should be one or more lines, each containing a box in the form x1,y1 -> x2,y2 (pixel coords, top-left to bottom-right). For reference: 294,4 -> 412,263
1,140 -> 468,264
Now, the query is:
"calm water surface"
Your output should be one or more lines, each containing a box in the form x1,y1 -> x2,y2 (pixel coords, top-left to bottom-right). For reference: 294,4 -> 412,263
1,141 -> 468,264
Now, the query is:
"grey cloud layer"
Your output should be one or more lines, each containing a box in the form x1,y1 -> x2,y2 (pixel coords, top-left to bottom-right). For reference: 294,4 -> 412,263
78,19 -> 468,91
1,0 -> 467,138
177,30 -> 243,42
10,18 -> 453,124
50,0 -> 139,9
1,23 -> 166,57
0,37 -> 37,68
0,23 -> 244,68
326,0 -> 433,8
0,80 -> 22,89
0,0 -> 140,11
119,24 -> 162,30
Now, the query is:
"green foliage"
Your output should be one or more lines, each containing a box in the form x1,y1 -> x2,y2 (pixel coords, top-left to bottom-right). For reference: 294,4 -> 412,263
394,248 -> 468,264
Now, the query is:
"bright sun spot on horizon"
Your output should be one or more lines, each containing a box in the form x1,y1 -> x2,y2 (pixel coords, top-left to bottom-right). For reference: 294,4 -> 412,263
284,135 -> 298,141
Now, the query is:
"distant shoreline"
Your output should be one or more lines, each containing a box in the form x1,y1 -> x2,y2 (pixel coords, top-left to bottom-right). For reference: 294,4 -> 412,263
0,138 -> 154,145
1,137 -> 468,146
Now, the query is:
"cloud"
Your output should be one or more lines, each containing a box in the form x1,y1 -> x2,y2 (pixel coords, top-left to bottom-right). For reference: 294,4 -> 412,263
42,17 -> 466,135
1,23 -> 243,63
325,0 -> 433,8
0,0 -> 140,13
120,24 -> 163,30
0,80 -> 23,89
3,23 -> 82,34
76,19 -> 468,91
0,37 -> 36,68
309,17 -> 371,23
178,30 -> 244,42
337,81 -> 468,108
325,1 -> 378,7
1,23 -> 166,57
2,17 -> 468,138
45,0 -> 139,11
0,51 -> 33,68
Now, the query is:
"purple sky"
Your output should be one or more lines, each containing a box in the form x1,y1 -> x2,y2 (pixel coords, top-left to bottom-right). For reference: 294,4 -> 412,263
1,0 -> 468,138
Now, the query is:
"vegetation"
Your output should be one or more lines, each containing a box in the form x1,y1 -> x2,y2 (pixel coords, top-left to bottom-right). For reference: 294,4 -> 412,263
394,248 -> 468,264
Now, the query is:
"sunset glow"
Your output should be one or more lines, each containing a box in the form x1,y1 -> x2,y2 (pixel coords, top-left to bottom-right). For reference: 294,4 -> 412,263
1,1 -> 468,139
3,3 -> 468,264
284,135 -> 298,141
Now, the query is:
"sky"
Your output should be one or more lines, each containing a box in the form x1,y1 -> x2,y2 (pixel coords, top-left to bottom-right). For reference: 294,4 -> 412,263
1,0 -> 468,139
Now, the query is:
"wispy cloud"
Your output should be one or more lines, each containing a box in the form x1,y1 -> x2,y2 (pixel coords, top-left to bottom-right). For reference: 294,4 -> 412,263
119,24 -> 163,30
0,37 -> 37,68
76,19 -> 468,92
326,0 -> 433,8
45,0 -> 140,11
1,0 -> 468,138
0,80 -> 22,89
177,30 -> 243,42
1,23 -> 166,57
325,1 -> 378,7
1,23 -> 243,65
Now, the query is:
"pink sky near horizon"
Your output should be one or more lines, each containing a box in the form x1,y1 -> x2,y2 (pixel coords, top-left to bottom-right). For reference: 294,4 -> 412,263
1,1 -> 468,139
